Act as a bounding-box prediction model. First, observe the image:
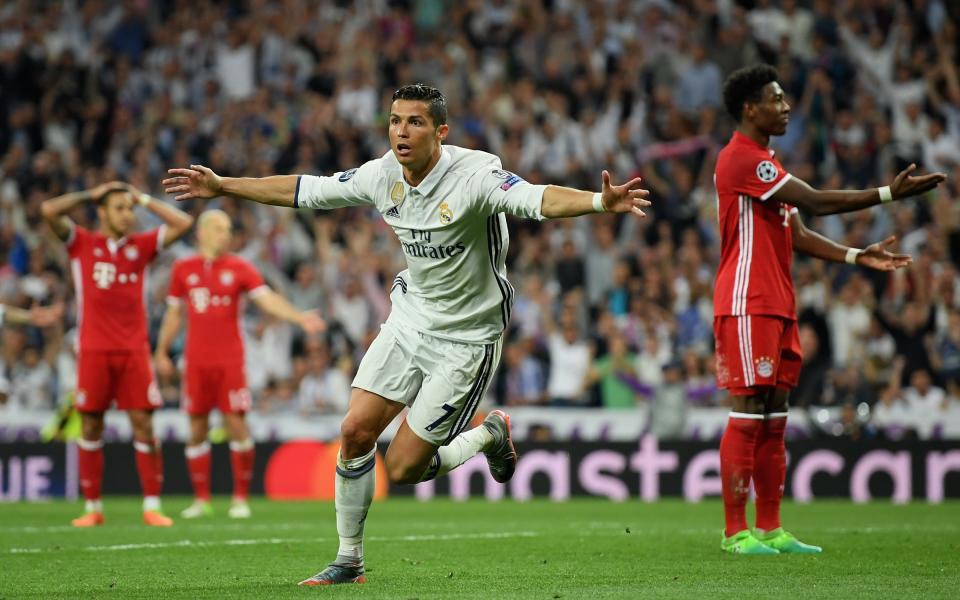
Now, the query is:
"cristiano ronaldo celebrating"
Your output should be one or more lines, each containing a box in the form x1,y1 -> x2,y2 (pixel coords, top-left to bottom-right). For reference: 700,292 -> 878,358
163,84 -> 651,585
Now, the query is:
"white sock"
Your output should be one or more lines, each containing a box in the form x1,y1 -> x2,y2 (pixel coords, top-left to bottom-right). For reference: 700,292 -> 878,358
335,446 -> 376,563
85,499 -> 103,513
143,496 -> 161,512
419,424 -> 493,482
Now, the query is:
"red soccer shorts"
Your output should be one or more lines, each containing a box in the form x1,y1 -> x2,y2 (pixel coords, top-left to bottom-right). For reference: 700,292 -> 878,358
181,360 -> 252,416
714,315 -> 803,395
76,348 -> 163,412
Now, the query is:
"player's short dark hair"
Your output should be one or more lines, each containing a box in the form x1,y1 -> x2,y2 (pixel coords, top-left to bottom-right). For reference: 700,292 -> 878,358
722,64 -> 779,122
392,84 -> 447,127
95,188 -> 127,207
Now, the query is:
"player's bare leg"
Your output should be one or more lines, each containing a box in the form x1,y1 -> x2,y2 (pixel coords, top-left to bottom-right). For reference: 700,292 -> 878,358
412,410 -> 516,484
181,414 -> 213,519
753,388 -> 821,554
719,393 -> 777,554
129,409 -> 172,527
224,412 -> 254,518
299,388 -> 403,586
72,412 -> 106,527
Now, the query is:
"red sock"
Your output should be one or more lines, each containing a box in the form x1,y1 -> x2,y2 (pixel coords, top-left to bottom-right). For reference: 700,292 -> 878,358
230,440 -> 255,500
185,443 -> 212,501
754,415 -> 787,533
720,414 -> 763,537
77,439 -> 104,502
134,440 -> 164,498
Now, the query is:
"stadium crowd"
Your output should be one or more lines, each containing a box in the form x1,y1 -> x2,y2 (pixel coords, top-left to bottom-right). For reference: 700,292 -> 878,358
0,0 -> 958,439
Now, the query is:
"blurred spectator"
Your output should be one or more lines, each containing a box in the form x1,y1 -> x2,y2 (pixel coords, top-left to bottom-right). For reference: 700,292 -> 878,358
587,333 -> 639,409
648,361 -> 687,439
297,345 -> 351,416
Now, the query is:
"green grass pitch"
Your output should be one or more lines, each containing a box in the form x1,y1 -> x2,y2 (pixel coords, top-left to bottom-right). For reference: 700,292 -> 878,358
1,498 -> 957,599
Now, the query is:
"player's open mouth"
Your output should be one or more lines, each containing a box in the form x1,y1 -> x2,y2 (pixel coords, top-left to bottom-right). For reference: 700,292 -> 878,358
396,144 -> 412,157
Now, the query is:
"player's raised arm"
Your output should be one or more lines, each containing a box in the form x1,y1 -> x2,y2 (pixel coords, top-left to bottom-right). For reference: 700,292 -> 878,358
163,164 -> 299,207
40,182 -> 126,241
472,165 -> 651,220
540,170 -> 651,219
790,212 -> 912,271
163,164 -> 375,211
125,183 -> 194,246
773,163 -> 946,216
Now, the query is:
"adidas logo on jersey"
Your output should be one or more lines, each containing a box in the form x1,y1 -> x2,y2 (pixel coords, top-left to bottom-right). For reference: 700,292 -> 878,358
384,206 -> 400,219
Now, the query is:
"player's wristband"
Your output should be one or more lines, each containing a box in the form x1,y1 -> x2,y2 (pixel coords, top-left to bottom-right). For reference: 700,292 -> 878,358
845,247 -> 862,265
592,192 -> 605,213
137,193 -> 151,207
878,185 -> 893,203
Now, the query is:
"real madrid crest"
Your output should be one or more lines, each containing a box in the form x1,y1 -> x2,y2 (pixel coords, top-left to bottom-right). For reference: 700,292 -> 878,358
439,202 -> 453,224
390,181 -> 405,206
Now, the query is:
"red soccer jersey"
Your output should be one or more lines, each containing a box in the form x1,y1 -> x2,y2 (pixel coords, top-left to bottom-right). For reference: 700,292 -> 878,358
714,131 -> 798,319
67,226 -> 164,351
167,254 -> 267,365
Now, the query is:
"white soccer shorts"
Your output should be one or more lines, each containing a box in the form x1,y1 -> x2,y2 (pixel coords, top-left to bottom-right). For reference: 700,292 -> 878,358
352,318 -> 502,446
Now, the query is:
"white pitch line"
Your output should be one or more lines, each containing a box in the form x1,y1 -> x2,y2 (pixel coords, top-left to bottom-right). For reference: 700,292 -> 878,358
7,531 -> 539,555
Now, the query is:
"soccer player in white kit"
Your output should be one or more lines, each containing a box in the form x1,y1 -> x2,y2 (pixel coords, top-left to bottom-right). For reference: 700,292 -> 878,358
163,84 -> 651,585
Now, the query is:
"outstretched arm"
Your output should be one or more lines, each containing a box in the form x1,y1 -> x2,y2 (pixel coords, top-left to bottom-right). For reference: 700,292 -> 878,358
163,165 -> 298,207
791,213 -> 912,271
540,170 -> 651,218
775,164 -> 946,216
251,289 -> 327,334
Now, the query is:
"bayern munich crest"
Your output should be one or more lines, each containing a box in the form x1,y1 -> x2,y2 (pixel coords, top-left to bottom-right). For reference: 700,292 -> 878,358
756,161 -> 779,183
124,245 -> 139,261
220,270 -> 234,285
755,356 -> 774,378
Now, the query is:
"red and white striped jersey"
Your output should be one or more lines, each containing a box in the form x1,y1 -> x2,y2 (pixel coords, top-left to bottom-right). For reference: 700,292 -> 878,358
713,131 -> 797,319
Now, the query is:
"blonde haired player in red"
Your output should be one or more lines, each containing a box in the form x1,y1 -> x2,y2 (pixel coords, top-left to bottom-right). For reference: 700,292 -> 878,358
155,209 -> 325,519
714,65 -> 946,554
41,182 -> 194,527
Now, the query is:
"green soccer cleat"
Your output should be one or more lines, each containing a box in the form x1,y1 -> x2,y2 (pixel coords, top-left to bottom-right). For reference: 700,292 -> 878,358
756,528 -> 823,554
721,530 -> 780,555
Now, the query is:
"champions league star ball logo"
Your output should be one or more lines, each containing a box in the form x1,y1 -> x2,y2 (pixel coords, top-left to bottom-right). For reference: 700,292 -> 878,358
755,356 -> 774,378
756,161 -> 779,183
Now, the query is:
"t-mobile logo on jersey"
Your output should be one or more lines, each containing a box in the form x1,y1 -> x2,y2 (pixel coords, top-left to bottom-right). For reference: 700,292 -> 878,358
189,287 -> 211,312
92,262 -> 117,289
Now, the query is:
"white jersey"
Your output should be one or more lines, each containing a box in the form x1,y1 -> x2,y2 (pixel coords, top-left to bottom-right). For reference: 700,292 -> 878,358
295,145 -> 546,344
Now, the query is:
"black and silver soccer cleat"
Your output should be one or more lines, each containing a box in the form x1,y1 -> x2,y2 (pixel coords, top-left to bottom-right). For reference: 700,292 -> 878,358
482,409 -> 518,483
297,562 -> 366,586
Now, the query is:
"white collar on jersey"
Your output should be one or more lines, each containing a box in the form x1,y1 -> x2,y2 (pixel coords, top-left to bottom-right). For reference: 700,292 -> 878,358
403,146 -> 452,198
105,236 -> 129,256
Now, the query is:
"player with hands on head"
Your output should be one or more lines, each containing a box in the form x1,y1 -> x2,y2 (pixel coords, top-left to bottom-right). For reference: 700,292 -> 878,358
164,83 -> 651,585
713,64 -> 945,556
154,209 -> 325,520
41,180 -> 194,527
